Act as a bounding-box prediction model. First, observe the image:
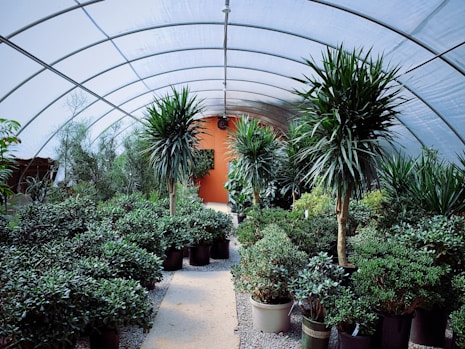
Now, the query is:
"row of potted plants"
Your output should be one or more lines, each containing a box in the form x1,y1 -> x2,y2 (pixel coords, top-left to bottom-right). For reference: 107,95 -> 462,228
0,191 -> 234,348
231,191 -> 465,349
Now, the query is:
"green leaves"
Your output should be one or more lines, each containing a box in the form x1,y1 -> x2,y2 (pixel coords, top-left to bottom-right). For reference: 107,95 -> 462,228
294,45 -> 405,198
380,148 -> 465,216
232,224 -> 307,304
141,86 -> 206,185
288,252 -> 346,321
227,115 -> 282,204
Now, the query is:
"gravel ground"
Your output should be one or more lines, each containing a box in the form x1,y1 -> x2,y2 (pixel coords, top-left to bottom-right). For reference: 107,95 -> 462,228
76,236 -> 448,349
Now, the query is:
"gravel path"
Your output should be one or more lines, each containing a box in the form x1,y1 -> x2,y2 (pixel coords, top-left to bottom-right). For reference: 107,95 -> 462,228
76,236 -> 447,349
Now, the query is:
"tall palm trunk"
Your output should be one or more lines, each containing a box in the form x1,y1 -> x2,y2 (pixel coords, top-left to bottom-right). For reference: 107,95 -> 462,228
252,190 -> 260,206
168,177 -> 176,216
335,184 -> 351,266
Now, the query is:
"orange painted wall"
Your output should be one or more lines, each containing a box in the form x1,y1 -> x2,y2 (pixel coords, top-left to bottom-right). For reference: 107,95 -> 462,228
197,116 -> 237,203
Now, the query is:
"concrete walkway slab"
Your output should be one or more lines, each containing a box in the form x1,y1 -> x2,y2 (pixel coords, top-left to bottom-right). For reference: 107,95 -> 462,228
141,270 -> 240,349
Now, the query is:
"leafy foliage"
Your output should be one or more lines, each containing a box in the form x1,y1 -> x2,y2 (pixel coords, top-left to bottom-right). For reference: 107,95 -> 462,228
293,44 -> 405,265
380,148 -> 465,217
289,252 -> 346,321
140,86 -> 206,215
232,224 -> 307,304
323,287 -> 378,336
352,237 -> 449,315
451,275 -> 465,349
227,115 -> 282,205
0,118 -> 21,211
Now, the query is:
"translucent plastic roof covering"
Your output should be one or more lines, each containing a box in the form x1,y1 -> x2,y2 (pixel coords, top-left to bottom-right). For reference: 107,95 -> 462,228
1,0 -> 464,161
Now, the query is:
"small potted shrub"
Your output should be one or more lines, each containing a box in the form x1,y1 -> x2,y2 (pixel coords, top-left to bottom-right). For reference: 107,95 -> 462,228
323,287 -> 378,349
83,277 -> 153,349
288,252 -> 346,349
101,239 -> 163,290
186,210 -> 217,266
207,209 -> 234,259
391,215 -> 465,347
351,237 -> 449,349
232,224 -> 307,332
157,215 -> 192,271
450,274 -> 465,349
0,268 -> 88,349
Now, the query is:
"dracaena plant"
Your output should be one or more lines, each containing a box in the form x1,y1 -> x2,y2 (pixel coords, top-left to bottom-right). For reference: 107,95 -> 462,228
140,86 -> 206,216
293,45 -> 406,266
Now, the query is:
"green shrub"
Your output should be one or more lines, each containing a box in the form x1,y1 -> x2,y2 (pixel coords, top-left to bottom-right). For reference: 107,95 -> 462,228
101,240 -> 163,289
323,287 -> 378,336
352,237 -> 449,315
287,210 -> 337,257
293,186 -> 332,215
156,215 -> 192,250
0,268 -> 89,348
114,207 -> 167,257
82,277 -> 153,334
235,207 -> 294,245
289,252 -> 345,321
10,197 -> 97,244
451,274 -> 465,348
232,224 -> 307,304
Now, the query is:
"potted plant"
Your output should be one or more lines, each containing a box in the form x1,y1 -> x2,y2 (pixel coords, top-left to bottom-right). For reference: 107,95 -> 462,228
0,267 -> 87,349
186,212 -> 216,266
351,237 -> 449,349
323,287 -> 378,349
288,252 -> 346,349
157,215 -> 193,271
450,274 -> 465,349
101,239 -> 163,290
224,161 -> 253,223
83,277 -> 153,349
391,215 -> 465,347
293,45 -> 405,267
232,224 -> 307,332
206,209 -> 234,259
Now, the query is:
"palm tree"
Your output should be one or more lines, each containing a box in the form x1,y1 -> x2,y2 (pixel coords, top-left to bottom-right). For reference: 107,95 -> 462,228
294,45 -> 406,265
140,86 -> 205,216
227,116 -> 281,205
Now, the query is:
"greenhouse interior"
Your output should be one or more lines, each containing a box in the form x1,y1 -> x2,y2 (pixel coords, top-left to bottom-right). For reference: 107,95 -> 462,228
1,1 -> 465,349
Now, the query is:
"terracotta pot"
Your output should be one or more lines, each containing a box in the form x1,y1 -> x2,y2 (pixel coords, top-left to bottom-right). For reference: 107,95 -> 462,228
188,244 -> 210,266
163,248 -> 184,271
301,316 -> 330,349
410,307 -> 448,347
250,296 -> 293,333
210,239 -> 230,259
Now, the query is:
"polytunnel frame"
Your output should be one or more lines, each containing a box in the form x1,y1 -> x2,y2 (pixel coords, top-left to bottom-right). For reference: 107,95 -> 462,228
1,24 -> 442,146
1,0 -> 464,184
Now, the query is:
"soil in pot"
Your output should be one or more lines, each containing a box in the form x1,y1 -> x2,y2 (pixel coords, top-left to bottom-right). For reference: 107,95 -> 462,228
163,248 -> 184,271
338,330 -> 373,349
374,311 -> 413,349
188,244 -> 210,266
89,329 -> 120,349
210,239 -> 230,259
301,316 -> 331,349
410,307 -> 448,347
250,296 -> 293,333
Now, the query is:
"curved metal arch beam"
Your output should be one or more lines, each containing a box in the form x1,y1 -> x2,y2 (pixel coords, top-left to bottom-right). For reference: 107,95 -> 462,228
3,23 -> 448,155
3,19 -> 450,139
307,0 -> 465,77
4,1 -> 104,39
